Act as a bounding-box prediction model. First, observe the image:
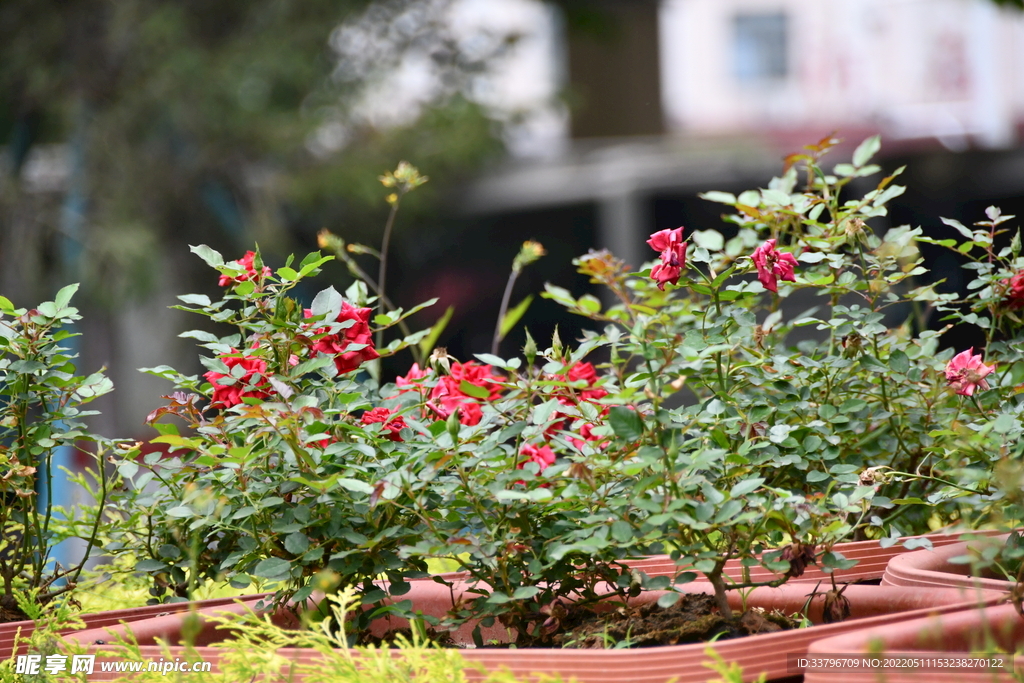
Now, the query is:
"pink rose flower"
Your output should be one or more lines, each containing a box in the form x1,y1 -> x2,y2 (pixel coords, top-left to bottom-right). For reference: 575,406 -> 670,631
569,422 -> 610,451
361,407 -> 407,442
219,251 -> 272,287
751,239 -> 798,293
945,348 -> 996,397
396,363 -> 429,393
304,302 -> 380,374
647,228 -> 687,290
1003,272 -> 1024,310
204,351 -> 272,408
518,443 -> 556,473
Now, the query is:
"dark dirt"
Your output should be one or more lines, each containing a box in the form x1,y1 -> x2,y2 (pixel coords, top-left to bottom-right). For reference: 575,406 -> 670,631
551,593 -> 800,649
0,594 -> 29,624
367,593 -> 803,650
357,626 -> 457,648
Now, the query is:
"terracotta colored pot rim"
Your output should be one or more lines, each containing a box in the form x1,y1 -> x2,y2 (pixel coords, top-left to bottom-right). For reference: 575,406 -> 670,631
66,579 -> 1006,683
805,601 -> 1022,682
882,533 -> 1014,591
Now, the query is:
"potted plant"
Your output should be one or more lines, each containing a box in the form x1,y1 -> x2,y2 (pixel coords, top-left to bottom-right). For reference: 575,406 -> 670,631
55,137 -> 1011,682
804,600 -> 1022,683
66,582 -> 1004,683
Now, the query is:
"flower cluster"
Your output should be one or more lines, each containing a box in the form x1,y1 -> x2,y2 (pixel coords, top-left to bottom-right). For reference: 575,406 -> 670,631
646,231 -> 799,296
398,360 -> 504,426
204,351 -> 272,408
360,407 -> 407,442
304,303 -> 379,374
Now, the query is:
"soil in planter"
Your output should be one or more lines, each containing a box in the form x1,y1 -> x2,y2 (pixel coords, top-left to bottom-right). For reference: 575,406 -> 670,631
550,593 -> 799,649
366,593 -> 802,650
357,626 -> 457,648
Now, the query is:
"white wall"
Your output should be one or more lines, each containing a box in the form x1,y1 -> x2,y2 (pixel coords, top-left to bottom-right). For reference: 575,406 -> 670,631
660,0 -> 1024,148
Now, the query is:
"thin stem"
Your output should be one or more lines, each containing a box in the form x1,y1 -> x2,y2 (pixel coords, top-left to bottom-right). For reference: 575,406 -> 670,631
376,197 -> 402,351
492,270 -> 519,356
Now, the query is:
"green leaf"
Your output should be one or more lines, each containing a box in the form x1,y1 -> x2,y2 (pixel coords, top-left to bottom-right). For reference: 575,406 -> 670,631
575,294 -> 601,315
54,283 -> 79,310
284,533 -> 310,555
609,406 -> 643,441
940,217 -> 975,241
499,295 -> 533,340
713,498 -> 744,524
699,191 -> 736,205
486,591 -> 512,605
852,135 -> 881,168
310,287 -> 343,319
994,413 -> 1016,434
419,306 -> 454,358
291,354 -> 334,377
512,586 -> 540,600
458,380 -> 491,400
611,521 -> 633,543
335,478 -> 374,495
190,244 -> 224,268
474,353 -> 508,368
277,267 -> 299,281
254,557 -> 293,581
177,292 -> 212,305
657,592 -> 681,608
889,349 -> 910,374
839,398 -> 867,413
541,284 -> 576,308
297,255 -> 334,278
135,559 -> 168,572
691,230 -> 724,251
730,478 -> 764,498
821,551 -> 858,571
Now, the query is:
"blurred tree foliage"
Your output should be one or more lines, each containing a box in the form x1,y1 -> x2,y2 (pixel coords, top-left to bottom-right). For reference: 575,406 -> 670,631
0,0 -> 509,307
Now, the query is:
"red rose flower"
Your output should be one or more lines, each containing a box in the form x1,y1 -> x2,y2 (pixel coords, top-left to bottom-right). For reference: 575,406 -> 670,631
361,407 -> 407,442
304,302 -> 380,374
569,422 -> 610,451
423,361 -> 504,426
563,361 -> 608,402
396,363 -> 429,393
647,227 -> 687,290
751,239 -> 798,293
219,251 -> 272,287
518,443 -> 556,473
204,351 -> 272,408
1004,272 -> 1024,310
447,361 -> 504,400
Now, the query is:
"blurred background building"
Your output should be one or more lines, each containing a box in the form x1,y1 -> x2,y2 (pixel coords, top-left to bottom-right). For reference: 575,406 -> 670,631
4,0 -> 1024,442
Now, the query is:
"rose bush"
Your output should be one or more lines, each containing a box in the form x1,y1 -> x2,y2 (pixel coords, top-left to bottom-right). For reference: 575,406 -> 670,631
100,142 -> 1024,645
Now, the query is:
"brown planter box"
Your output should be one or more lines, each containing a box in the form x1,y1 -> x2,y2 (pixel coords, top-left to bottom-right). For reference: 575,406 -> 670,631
0,594 -> 270,660
627,529 -> 996,586
424,530 -> 1001,588
66,581 -> 1002,683
804,601 -> 1023,682
882,534 -> 1014,591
